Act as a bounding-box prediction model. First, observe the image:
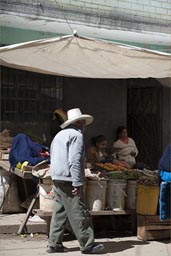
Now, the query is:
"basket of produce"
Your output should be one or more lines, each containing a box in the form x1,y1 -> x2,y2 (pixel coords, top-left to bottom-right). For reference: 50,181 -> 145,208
138,169 -> 159,186
124,169 -> 143,180
107,171 -> 127,180
95,162 -> 128,172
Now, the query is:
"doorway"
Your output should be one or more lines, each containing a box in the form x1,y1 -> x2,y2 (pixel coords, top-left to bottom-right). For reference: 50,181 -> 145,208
127,79 -> 162,169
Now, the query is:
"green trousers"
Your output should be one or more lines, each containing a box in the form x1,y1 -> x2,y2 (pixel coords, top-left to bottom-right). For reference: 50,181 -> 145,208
48,181 -> 95,251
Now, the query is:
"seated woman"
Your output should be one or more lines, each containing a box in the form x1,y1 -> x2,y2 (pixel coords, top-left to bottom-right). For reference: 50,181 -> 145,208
86,135 -> 108,167
113,126 -> 138,168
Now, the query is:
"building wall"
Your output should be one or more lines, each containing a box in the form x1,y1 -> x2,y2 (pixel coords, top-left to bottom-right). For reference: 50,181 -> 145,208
63,77 -> 171,168
1,0 -> 170,33
1,0 -> 171,52
1,66 -> 170,167
63,77 -> 127,146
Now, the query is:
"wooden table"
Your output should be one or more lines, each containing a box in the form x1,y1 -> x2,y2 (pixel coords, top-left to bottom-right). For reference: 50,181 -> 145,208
0,160 -> 36,234
137,214 -> 171,241
33,209 -> 136,236
0,160 -> 33,179
0,160 -> 33,198
0,161 -> 137,235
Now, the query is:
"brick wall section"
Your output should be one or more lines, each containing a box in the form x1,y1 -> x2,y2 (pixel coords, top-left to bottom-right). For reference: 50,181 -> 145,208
1,0 -> 171,33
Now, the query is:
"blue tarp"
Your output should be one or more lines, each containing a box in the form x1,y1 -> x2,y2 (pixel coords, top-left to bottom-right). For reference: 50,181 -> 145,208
9,133 -> 48,169
158,144 -> 171,173
158,144 -> 171,220
159,182 -> 171,221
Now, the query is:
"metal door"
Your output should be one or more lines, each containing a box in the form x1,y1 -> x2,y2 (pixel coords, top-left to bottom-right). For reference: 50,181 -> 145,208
127,79 -> 162,169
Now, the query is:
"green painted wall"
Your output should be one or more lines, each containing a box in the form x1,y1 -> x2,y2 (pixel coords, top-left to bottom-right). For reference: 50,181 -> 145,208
1,26 -> 170,53
0,26 -> 61,45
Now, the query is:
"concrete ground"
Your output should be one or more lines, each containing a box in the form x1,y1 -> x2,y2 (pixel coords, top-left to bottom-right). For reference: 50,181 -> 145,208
0,213 -> 170,256
0,233 -> 170,256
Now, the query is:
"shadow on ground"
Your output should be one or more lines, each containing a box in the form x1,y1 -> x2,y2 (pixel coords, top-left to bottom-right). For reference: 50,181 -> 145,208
101,240 -> 149,254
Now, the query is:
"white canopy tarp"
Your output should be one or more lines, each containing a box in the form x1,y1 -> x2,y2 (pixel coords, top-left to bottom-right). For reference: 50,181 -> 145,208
0,35 -> 171,79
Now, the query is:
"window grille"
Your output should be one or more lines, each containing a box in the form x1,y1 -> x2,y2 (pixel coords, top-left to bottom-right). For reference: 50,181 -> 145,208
1,66 -> 63,122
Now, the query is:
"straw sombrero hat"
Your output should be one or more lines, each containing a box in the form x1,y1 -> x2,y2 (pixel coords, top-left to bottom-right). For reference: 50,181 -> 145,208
60,108 -> 93,129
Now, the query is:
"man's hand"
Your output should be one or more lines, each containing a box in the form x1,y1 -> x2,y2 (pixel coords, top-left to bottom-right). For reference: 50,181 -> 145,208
72,187 -> 80,196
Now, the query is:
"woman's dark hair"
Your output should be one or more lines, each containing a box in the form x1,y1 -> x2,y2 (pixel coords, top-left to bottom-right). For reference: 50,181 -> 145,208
90,135 -> 107,147
50,113 -> 65,138
50,109 -> 67,139
116,126 -> 127,140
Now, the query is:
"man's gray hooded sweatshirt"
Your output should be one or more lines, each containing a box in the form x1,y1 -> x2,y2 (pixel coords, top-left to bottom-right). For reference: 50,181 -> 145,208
50,126 -> 85,187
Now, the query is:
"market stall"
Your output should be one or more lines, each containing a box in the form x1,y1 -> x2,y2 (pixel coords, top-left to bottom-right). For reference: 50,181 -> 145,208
0,139 -> 170,239
0,34 -> 171,237
0,130 -> 49,234
33,155 -> 170,240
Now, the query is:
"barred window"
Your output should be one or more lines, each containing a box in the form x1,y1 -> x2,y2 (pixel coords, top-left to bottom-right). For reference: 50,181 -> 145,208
1,66 -> 63,122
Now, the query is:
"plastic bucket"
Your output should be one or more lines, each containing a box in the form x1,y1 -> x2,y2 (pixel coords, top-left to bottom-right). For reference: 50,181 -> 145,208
126,180 -> 137,210
136,184 -> 159,215
106,179 -> 127,210
39,182 -> 55,212
85,180 -> 107,211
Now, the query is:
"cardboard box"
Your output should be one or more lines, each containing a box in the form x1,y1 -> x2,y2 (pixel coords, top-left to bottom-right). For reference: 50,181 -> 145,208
0,151 -> 9,160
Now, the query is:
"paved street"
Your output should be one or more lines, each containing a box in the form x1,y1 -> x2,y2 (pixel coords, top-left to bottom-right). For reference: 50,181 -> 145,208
0,233 -> 170,256
0,213 -> 170,256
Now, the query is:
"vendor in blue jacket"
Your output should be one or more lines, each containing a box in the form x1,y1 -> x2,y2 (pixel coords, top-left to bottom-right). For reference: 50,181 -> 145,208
158,144 -> 171,182
47,108 -> 104,254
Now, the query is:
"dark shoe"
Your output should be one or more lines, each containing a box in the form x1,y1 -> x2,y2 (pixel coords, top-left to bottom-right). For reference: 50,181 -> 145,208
47,245 -> 69,253
82,243 -> 104,254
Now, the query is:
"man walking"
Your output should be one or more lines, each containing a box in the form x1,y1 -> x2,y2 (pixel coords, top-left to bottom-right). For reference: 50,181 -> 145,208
47,108 -> 104,254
